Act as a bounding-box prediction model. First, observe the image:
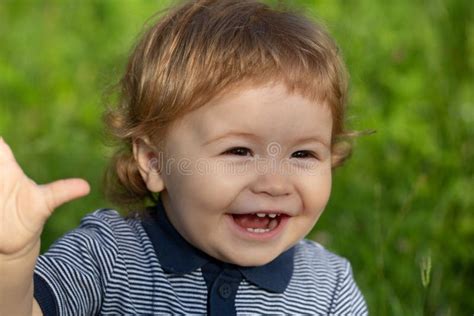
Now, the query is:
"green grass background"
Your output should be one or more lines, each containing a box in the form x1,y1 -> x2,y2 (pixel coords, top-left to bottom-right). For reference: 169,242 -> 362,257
0,0 -> 472,314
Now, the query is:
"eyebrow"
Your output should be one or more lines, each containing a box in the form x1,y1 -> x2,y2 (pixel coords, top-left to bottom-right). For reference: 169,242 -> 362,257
202,131 -> 330,148
202,132 -> 261,146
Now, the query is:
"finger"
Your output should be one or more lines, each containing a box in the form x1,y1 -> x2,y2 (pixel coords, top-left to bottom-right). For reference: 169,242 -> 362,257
0,137 -> 17,163
40,178 -> 90,212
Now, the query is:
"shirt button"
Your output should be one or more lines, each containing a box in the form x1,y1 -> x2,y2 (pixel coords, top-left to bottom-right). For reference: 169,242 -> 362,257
218,283 -> 232,299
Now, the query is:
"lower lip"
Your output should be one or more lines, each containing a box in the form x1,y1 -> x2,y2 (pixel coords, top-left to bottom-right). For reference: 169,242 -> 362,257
225,214 -> 289,241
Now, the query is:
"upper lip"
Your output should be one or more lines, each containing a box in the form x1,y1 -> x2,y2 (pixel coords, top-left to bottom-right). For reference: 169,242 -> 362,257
229,210 -> 292,216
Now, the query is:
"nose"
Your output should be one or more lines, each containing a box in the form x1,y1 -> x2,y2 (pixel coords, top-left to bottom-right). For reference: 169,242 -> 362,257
250,172 -> 292,197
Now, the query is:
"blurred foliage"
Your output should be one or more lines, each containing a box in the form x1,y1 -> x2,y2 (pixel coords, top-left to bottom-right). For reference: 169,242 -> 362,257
0,0 -> 472,315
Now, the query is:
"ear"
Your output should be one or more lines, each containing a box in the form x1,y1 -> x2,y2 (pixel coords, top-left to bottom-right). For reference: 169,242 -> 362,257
330,141 -> 352,168
133,137 -> 165,192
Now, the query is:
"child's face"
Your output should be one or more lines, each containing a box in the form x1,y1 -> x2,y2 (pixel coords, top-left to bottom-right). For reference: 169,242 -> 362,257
138,82 -> 333,266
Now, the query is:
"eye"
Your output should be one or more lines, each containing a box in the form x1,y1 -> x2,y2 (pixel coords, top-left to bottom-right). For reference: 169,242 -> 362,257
291,150 -> 318,159
222,147 -> 253,156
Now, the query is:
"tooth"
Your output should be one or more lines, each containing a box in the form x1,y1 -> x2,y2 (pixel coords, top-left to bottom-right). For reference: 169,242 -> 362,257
246,227 -> 271,233
268,214 -> 277,218
256,213 -> 266,218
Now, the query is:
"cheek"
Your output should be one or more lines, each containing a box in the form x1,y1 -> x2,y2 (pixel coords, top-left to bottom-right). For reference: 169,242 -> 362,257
199,176 -> 250,212
165,161 -> 248,207
300,167 -> 332,214
196,160 -> 251,193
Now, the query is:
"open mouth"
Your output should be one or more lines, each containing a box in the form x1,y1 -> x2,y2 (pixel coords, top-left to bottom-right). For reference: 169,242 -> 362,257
231,212 -> 286,234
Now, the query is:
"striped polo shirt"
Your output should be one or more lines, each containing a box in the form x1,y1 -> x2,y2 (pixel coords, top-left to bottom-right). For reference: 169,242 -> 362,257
33,198 -> 368,315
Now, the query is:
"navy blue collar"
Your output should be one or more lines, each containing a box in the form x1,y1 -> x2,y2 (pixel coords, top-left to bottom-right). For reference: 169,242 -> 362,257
141,196 -> 294,293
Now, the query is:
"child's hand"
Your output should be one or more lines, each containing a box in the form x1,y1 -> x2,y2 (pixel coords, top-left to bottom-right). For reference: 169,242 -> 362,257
0,137 -> 90,257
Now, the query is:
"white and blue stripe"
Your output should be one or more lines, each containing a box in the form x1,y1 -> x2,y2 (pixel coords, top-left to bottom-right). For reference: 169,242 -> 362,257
34,206 -> 367,315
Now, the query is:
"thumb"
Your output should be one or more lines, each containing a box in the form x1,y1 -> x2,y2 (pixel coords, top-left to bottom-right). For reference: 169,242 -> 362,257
40,178 -> 90,212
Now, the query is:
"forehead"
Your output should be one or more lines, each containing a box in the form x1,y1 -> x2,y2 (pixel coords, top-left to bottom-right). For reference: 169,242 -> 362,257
173,82 -> 333,144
